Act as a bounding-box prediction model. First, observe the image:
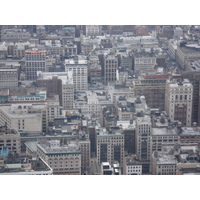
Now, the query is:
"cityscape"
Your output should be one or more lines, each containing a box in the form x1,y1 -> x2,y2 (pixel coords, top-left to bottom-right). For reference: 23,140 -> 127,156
1,25 -> 200,175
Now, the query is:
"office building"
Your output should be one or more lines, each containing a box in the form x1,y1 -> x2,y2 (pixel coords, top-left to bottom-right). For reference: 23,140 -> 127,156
25,49 -> 47,80
96,128 -> 124,169
102,55 -> 118,84
36,140 -> 81,175
65,56 -> 88,91
182,62 -> 200,125
135,115 -> 152,173
133,74 -> 170,111
165,79 -> 193,126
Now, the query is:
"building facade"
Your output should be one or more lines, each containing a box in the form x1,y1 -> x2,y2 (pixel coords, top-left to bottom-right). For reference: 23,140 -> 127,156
165,79 -> 193,126
0,68 -> 18,89
25,49 -> 47,80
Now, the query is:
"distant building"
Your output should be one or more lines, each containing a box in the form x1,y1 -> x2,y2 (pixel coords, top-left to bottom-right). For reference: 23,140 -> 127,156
96,128 -> 124,170
135,26 -> 148,36
0,126 -> 21,154
176,43 -> 200,69
152,151 -> 177,175
182,64 -> 200,125
25,49 -> 47,80
136,115 -> 152,173
134,52 -> 156,76
86,25 -> 101,37
0,101 -> 60,134
37,71 -> 74,109
102,54 -> 118,84
165,79 -> 193,126
0,68 -> 18,89
168,39 -> 178,60
1,28 -> 31,42
37,140 -> 81,175
133,74 -> 170,111
0,156 -> 53,175
65,56 -> 88,91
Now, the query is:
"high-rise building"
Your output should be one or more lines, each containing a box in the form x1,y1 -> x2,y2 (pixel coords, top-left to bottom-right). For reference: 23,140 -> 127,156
25,49 -> 47,80
182,62 -> 200,125
65,56 -> 88,92
79,132 -> 91,174
165,79 -> 193,126
102,54 -> 118,84
136,115 -> 152,173
96,128 -> 124,170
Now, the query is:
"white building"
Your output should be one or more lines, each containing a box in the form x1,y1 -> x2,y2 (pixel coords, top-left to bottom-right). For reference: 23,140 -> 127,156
0,104 -> 43,134
165,79 -> 193,126
65,56 -> 88,92
126,164 -> 142,175
0,101 -> 60,134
